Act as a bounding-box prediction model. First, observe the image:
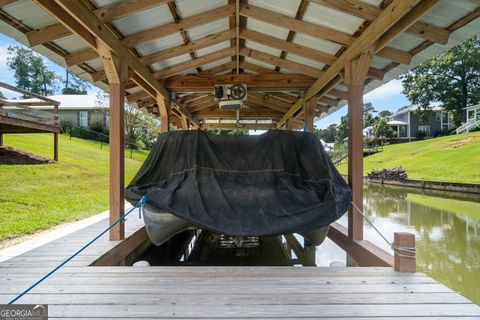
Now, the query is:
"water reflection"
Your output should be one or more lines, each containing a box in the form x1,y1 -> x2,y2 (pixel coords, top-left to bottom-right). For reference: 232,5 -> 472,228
316,183 -> 480,305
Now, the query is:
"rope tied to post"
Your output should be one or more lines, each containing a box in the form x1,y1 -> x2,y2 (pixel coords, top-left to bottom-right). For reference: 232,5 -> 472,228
350,201 -> 416,259
8,196 -> 148,305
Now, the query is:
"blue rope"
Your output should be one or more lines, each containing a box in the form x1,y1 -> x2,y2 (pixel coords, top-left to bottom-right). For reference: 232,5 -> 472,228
8,196 -> 147,305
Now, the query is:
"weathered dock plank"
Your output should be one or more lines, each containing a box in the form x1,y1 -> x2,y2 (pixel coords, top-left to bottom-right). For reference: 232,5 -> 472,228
0,213 -> 478,319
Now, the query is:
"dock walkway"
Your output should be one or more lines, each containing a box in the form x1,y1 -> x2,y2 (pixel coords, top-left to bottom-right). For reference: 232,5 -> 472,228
1,210 -> 479,319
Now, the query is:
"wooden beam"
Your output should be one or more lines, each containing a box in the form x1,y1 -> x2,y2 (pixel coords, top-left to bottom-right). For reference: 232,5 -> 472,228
309,0 -> 449,44
345,50 -> 373,241
239,3 -> 354,46
157,93 -> 169,133
278,0 -> 428,128
37,0 -> 169,101
240,47 -> 323,78
201,122 -> 276,130
121,4 -> 235,47
305,97 -> 316,132
275,0 -> 310,73
96,0 -> 173,23
141,29 -> 236,66
328,222 -> 393,267
154,47 -> 236,79
65,48 -> 99,67
198,61 -> 236,75
28,0 -> 173,46
376,46 -> 412,65
163,73 -> 316,91
240,28 -> 336,65
97,42 -> 128,241
376,0 -> 442,52
239,61 -> 278,74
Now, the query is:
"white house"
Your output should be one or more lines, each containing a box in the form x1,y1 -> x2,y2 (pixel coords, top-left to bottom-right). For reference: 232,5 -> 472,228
7,95 -> 108,128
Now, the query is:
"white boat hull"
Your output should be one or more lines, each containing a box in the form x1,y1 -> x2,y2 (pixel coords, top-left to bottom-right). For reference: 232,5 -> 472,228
143,205 -> 329,247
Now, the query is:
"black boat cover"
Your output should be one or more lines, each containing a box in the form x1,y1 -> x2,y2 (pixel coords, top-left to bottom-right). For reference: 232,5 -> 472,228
126,130 -> 351,236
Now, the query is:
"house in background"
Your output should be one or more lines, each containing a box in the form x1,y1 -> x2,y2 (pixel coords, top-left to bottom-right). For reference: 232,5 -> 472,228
387,105 -> 454,141
456,103 -> 480,134
7,95 -> 108,129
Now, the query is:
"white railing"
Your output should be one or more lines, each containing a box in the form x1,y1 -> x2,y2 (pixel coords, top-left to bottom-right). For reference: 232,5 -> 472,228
456,118 -> 480,134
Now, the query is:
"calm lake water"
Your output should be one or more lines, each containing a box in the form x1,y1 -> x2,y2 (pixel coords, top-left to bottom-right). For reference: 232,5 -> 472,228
315,183 -> 480,305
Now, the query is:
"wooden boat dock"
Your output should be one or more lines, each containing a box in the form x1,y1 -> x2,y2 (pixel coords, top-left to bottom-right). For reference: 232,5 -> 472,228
1,213 -> 478,319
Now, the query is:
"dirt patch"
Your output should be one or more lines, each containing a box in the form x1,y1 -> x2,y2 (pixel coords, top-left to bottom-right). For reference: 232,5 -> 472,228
0,146 -> 54,164
444,136 -> 477,148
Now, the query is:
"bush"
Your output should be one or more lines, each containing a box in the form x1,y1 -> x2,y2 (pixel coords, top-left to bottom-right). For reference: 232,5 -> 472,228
59,119 -> 73,134
367,167 -> 408,181
70,126 -> 108,143
416,130 -> 427,140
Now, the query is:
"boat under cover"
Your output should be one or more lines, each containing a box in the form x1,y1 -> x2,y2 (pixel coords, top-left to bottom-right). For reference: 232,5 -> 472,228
126,130 -> 351,246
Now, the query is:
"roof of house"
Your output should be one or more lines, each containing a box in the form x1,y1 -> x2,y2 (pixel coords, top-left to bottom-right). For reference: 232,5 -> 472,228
389,104 -> 444,118
388,120 -> 408,125
6,95 -> 104,110
465,103 -> 480,110
0,0 -> 478,129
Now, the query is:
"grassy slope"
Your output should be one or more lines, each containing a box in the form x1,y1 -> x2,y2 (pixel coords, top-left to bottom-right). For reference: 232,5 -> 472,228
0,133 -> 148,242
407,194 -> 480,220
337,132 -> 480,184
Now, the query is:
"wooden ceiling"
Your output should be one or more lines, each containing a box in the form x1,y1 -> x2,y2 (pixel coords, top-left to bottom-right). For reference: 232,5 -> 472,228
0,0 -> 479,129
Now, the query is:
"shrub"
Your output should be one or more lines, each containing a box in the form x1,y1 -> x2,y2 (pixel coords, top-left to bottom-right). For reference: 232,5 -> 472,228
59,119 -> 73,133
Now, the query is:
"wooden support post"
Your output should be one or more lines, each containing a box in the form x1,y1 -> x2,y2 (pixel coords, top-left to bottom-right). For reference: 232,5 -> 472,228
305,97 -> 316,133
180,115 -> 188,130
157,94 -> 170,133
344,50 -> 373,241
53,104 -> 58,161
394,232 -> 416,273
0,133 -> 3,147
99,42 -> 129,241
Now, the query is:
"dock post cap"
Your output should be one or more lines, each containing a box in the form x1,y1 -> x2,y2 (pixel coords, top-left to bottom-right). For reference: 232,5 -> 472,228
393,232 -> 416,273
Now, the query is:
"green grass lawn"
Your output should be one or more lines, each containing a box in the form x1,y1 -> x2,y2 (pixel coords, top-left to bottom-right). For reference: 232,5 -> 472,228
337,131 -> 480,184
0,133 -> 148,243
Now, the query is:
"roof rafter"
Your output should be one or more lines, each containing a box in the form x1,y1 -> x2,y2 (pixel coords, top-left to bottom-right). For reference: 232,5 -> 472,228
27,0 -> 173,46
121,4 -> 235,48
278,0 -> 440,128
309,0 -> 449,44
239,3 -> 354,46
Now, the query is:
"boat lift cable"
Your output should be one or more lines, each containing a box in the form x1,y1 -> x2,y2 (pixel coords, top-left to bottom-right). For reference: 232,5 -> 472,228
350,201 -> 416,258
8,196 -> 148,305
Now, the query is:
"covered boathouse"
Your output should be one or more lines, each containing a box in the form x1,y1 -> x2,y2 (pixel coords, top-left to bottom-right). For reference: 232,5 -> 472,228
0,0 -> 479,318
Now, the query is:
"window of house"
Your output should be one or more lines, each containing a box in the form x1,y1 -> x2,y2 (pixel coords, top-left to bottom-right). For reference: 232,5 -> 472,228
468,110 -> 475,120
436,112 -> 441,121
79,111 -> 88,127
418,125 -> 430,135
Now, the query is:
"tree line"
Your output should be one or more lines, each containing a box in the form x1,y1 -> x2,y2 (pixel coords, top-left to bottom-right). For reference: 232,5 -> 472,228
6,45 -> 90,96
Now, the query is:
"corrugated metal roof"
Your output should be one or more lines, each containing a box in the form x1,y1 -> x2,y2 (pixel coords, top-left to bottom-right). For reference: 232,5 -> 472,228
0,0 -> 477,127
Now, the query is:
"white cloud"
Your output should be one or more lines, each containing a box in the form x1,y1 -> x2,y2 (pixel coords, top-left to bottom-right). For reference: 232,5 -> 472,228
364,79 -> 404,102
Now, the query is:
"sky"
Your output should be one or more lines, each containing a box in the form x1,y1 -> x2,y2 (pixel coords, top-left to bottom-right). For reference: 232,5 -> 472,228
0,33 -> 412,128
0,34 -> 101,99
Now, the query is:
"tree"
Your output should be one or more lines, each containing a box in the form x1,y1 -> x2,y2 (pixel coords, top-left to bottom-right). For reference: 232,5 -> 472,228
61,70 -> 90,94
373,118 -> 396,145
95,91 -> 161,149
335,115 -> 349,146
0,91 -> 6,99
378,110 -> 392,119
208,128 -> 248,136
363,102 -> 377,127
401,35 -> 480,125
314,124 -> 337,143
7,45 -> 57,96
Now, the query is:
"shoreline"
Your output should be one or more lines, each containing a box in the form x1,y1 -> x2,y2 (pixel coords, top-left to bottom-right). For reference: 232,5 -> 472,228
340,174 -> 480,195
